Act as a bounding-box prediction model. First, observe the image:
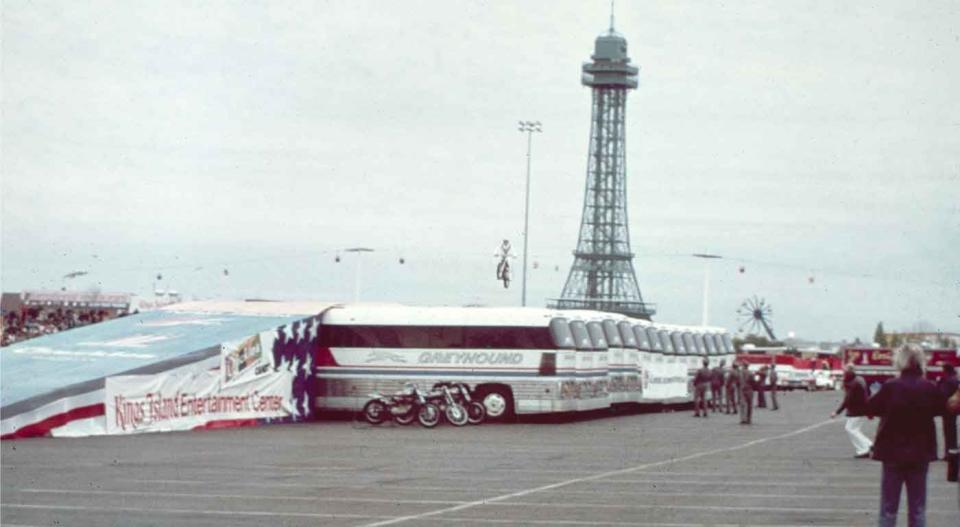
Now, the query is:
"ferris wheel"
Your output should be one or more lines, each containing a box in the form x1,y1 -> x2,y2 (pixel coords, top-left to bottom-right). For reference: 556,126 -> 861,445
737,295 -> 777,341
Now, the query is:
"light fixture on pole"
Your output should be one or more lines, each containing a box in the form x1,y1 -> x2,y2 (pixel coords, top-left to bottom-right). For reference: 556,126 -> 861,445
692,253 -> 722,326
343,247 -> 374,302
518,120 -> 542,307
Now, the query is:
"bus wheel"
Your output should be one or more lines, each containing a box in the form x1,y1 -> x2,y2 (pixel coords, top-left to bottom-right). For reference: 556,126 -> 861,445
477,386 -> 513,421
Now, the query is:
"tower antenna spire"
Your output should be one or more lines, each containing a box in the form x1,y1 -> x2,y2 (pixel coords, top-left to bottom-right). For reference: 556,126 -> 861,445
609,0 -> 616,32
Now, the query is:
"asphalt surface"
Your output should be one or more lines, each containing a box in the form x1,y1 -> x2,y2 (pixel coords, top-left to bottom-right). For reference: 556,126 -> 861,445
2,391 -> 958,526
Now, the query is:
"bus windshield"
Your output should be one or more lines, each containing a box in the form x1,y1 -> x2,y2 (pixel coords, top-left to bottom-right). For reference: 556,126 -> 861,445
570,321 -> 593,350
631,325 -> 649,351
550,318 -> 576,349
722,334 -> 735,354
660,330 -> 676,354
691,333 -> 705,355
704,334 -> 717,355
618,321 -> 638,348
672,332 -> 687,354
603,320 -> 623,347
587,321 -> 608,350
647,328 -> 663,352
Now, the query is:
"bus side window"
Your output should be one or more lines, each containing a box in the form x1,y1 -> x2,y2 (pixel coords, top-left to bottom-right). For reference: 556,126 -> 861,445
394,326 -> 430,348
371,326 -> 401,348
527,328 -> 556,350
429,326 -> 463,348
464,327 -> 492,348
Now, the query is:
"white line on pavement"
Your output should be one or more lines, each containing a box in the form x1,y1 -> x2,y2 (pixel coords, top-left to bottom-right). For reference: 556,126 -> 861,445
16,488 -> 465,506
0,503 -> 388,521
15,486 -> 955,503
357,418 -> 840,527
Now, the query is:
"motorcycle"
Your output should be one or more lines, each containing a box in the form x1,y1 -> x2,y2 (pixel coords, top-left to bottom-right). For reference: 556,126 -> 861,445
425,385 -> 469,426
496,259 -> 511,289
434,382 -> 485,425
362,383 -> 441,427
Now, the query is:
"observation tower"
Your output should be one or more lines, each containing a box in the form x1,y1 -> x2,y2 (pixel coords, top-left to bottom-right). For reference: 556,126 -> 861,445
550,21 -> 655,320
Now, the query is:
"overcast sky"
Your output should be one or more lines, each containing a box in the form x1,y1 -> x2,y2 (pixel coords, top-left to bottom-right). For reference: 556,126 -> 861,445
2,0 -> 958,342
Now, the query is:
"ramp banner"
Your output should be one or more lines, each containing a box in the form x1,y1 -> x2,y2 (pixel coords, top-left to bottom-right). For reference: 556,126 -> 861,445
641,362 -> 689,400
105,367 -> 295,435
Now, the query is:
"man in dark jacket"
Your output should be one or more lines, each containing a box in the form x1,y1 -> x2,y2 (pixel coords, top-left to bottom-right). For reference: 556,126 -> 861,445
710,360 -> 725,413
937,363 -> 958,460
830,366 -> 872,458
755,366 -> 767,408
768,363 -> 779,411
693,359 -> 711,418
737,361 -> 754,424
867,345 -> 947,527
725,362 -> 739,414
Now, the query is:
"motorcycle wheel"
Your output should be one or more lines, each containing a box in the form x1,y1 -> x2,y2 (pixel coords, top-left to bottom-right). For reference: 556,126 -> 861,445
445,403 -> 468,427
362,400 -> 388,425
393,407 -> 416,426
466,401 -> 486,425
417,403 -> 441,428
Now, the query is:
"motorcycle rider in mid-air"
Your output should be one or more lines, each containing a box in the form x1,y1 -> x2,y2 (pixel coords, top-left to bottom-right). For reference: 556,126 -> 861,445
494,239 -> 516,288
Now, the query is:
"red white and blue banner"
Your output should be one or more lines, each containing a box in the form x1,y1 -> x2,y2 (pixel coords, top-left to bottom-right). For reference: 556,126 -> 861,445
105,368 -> 294,435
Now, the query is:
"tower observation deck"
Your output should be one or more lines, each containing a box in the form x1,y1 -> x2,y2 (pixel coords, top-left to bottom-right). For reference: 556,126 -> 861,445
549,26 -> 656,320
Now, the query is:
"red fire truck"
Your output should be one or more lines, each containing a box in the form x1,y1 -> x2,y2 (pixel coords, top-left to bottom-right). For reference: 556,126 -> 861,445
736,348 -> 843,390
843,346 -> 960,392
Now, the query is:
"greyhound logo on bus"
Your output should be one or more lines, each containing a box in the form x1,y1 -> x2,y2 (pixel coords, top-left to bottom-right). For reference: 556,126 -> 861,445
364,350 -> 408,364
417,351 -> 524,366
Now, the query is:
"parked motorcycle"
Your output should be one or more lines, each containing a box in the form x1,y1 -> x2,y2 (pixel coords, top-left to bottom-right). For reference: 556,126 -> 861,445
362,383 -> 441,427
426,384 -> 468,426
434,382 -> 485,425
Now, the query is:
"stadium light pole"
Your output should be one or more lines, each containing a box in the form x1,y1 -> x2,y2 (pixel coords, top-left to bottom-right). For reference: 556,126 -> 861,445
344,247 -> 374,302
518,120 -> 542,307
692,253 -> 722,326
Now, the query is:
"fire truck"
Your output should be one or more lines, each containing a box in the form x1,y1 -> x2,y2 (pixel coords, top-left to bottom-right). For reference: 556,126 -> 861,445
736,347 -> 843,390
842,346 -> 960,393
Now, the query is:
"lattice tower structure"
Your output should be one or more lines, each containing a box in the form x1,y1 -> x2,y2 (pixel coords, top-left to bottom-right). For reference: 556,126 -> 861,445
550,28 -> 655,320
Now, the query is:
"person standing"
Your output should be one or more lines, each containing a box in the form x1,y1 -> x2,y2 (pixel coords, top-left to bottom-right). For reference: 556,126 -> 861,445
725,362 -> 739,415
693,359 -> 711,418
868,344 -> 947,527
737,361 -> 754,424
768,363 -> 780,411
755,366 -> 767,409
937,363 -> 958,460
710,359 -> 725,413
947,384 -> 960,484
830,366 -> 873,458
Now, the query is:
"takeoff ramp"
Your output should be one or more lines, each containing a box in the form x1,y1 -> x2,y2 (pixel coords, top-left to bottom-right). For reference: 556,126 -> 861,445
1,301 -> 334,439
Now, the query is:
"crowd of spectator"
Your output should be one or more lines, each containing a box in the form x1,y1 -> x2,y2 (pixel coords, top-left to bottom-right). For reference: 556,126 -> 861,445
2,307 -> 126,347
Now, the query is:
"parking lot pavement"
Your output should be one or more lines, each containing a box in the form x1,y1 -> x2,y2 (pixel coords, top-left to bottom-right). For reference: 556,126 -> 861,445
3,390 -> 958,526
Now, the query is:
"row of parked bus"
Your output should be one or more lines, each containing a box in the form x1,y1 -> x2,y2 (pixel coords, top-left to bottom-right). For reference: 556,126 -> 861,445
313,305 -> 736,420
